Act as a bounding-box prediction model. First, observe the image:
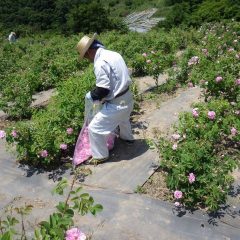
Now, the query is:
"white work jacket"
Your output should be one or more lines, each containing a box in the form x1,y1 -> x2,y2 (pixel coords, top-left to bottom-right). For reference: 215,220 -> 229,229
94,48 -> 131,101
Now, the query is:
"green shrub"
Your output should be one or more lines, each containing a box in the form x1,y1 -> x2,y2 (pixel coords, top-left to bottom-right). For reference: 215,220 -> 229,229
160,99 -> 239,210
6,68 -> 95,166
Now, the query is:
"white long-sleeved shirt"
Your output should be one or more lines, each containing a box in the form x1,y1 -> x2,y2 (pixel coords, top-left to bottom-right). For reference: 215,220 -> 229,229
93,48 -> 131,101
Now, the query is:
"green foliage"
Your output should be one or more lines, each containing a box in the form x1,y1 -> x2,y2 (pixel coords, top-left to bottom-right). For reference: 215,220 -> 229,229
0,34 -> 86,119
66,1 -> 113,33
158,21 -> 240,211
6,68 -> 95,166
162,0 -> 240,28
0,176 -> 103,240
160,100 -> 239,210
0,0 -> 121,34
0,28 -> 197,119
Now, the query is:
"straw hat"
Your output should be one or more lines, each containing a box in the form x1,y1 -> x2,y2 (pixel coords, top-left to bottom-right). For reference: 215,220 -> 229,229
77,33 -> 98,60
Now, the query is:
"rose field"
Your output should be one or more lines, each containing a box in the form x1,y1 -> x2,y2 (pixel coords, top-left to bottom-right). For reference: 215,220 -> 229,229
0,19 -> 240,239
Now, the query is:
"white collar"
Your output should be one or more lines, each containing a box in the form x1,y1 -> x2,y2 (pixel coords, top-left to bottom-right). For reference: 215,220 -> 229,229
94,48 -> 104,64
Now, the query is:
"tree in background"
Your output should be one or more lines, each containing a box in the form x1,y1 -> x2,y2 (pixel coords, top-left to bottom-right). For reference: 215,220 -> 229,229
66,1 -> 112,33
0,0 -> 122,34
162,0 -> 240,28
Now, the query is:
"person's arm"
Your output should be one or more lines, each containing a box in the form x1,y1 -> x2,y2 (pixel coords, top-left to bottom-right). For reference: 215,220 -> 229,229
90,87 -> 110,101
93,61 -> 111,101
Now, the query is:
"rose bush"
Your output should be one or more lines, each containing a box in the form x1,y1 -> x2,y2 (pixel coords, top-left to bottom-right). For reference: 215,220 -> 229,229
158,21 -> 240,211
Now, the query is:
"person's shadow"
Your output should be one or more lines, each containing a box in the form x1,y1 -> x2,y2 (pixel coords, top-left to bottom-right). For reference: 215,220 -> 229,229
108,137 -> 150,163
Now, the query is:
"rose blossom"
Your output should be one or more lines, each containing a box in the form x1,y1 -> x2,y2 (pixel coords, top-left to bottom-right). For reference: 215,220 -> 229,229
201,48 -> 208,56
174,190 -> 183,199
172,143 -> 178,150
208,111 -> 216,120
40,150 -> 48,158
215,76 -> 223,83
188,56 -> 199,66
142,53 -> 147,57
67,128 -> 74,135
0,130 -> 6,139
60,143 -> 68,150
65,228 -> 86,240
188,173 -> 196,184
174,202 -> 181,207
235,79 -> 240,85
172,133 -> 180,141
11,130 -> 18,138
235,110 -> 240,115
192,108 -> 199,118
231,127 -> 237,136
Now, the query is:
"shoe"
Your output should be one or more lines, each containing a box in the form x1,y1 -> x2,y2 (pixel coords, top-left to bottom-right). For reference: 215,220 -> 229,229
120,139 -> 135,145
125,140 -> 134,145
86,157 -> 109,165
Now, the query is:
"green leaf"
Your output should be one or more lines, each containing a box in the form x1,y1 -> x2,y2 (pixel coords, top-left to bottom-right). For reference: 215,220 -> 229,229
56,202 -> 66,213
40,221 -> 50,231
52,178 -> 68,195
80,193 -> 89,199
91,204 -> 103,215
1,231 -> 12,240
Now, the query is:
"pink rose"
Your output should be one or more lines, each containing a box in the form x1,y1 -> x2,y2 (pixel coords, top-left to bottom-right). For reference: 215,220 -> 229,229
11,130 -> 18,138
188,56 -> 199,66
174,202 -> 181,207
192,108 -> 199,118
172,143 -> 178,150
65,228 -> 86,240
172,133 -> 181,141
67,128 -> 74,135
231,127 -> 237,136
201,48 -> 208,56
142,53 -> 147,57
235,79 -> 240,85
215,76 -> 223,83
208,111 -> 216,120
228,48 -> 234,52
40,150 -> 48,158
0,130 -> 6,139
188,173 -> 196,184
60,143 -> 68,150
174,190 -> 183,199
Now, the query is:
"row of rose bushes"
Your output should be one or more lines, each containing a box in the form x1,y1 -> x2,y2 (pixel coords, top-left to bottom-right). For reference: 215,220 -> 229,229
0,27 -> 202,166
159,21 -> 240,211
3,68 -> 94,166
0,27 -> 201,119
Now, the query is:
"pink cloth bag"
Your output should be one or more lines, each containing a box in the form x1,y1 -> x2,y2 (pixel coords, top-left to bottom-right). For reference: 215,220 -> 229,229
73,123 -> 115,165
73,98 -> 115,166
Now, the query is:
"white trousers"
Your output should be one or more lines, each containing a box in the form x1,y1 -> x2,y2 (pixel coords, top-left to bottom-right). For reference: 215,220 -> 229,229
88,91 -> 134,159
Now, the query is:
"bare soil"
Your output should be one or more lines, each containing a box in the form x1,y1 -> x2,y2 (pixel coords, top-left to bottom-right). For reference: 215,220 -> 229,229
142,168 -> 172,201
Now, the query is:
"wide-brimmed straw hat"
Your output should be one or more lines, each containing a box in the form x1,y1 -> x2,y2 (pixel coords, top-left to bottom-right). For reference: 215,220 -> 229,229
77,33 -> 98,60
